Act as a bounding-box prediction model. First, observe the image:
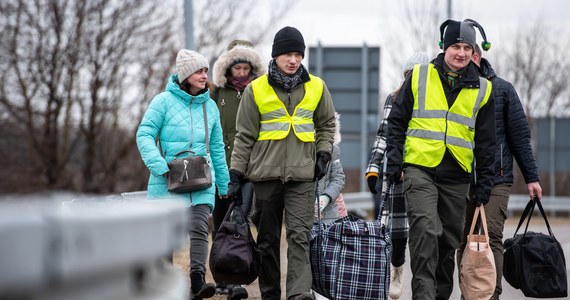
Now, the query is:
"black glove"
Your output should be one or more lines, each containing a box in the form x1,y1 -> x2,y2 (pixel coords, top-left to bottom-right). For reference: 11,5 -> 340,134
227,170 -> 244,198
232,194 -> 242,206
367,174 -> 378,194
471,194 -> 489,207
385,166 -> 402,185
314,151 -> 331,181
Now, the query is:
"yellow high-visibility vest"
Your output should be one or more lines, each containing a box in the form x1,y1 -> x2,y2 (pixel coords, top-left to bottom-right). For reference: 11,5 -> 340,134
251,74 -> 324,142
404,63 -> 492,173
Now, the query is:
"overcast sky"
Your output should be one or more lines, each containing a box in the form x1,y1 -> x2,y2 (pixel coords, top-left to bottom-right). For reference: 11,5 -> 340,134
253,0 -> 568,92
270,0 -> 568,47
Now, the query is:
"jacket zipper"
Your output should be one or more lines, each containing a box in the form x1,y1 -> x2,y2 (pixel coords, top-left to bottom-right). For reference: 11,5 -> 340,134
500,143 -> 504,176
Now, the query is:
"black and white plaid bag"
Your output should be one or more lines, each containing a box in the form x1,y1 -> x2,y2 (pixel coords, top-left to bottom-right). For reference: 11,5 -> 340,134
309,184 -> 393,299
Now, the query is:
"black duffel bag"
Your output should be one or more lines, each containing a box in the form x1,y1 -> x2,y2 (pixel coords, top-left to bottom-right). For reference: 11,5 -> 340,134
503,198 -> 567,298
209,199 -> 260,285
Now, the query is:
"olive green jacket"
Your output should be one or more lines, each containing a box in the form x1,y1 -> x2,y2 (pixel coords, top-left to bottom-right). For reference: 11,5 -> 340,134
231,72 -> 336,182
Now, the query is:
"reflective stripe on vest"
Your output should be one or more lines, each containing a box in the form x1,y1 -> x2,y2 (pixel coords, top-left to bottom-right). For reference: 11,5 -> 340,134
251,74 -> 324,142
404,63 -> 492,173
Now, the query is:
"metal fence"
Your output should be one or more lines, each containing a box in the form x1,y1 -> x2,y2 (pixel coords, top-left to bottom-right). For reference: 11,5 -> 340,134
342,192 -> 570,217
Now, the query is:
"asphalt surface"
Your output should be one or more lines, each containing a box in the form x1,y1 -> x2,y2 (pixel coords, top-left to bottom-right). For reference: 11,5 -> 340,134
405,217 -> 570,300
184,217 -> 570,299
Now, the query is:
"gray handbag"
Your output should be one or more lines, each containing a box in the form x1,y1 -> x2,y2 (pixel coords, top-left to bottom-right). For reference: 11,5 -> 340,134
164,102 -> 212,193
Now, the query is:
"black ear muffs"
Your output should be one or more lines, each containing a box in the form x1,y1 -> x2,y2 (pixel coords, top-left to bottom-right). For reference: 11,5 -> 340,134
464,18 -> 491,51
438,20 -> 451,50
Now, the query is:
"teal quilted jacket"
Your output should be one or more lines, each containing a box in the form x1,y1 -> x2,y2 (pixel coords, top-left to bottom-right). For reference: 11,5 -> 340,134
136,74 -> 229,211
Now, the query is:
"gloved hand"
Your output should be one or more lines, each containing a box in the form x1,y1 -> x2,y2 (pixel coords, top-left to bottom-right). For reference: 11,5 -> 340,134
314,151 -> 331,181
471,193 -> 489,207
232,194 -> 242,206
314,195 -> 331,218
385,166 -> 402,185
227,170 -> 244,198
366,173 -> 378,194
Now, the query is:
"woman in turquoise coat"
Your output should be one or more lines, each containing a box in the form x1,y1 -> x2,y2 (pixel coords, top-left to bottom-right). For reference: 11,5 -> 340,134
136,49 -> 229,300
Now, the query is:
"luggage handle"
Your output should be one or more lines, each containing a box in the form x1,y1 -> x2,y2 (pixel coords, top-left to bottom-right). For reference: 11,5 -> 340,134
513,196 -> 554,237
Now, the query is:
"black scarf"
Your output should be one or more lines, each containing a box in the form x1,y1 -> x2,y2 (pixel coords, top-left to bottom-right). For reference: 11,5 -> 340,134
268,59 -> 304,92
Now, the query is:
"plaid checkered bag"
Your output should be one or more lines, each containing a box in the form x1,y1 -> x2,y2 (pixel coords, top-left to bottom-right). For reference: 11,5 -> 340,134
310,185 -> 393,299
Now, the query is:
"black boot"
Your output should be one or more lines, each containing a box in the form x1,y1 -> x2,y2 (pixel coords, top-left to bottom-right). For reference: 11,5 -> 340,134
190,272 -> 216,299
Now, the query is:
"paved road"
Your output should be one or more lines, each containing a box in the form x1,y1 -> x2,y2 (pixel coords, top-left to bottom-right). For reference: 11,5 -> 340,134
409,218 -> 570,300
195,217 -> 570,299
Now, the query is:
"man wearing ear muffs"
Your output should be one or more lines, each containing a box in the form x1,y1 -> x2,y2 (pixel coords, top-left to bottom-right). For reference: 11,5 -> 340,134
385,19 -> 496,299
456,19 -> 543,300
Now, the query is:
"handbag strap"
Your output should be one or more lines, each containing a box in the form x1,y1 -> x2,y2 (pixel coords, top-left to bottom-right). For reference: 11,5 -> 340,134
190,102 -> 210,154
202,102 -> 210,154
157,102 -> 210,157
468,206 -> 490,242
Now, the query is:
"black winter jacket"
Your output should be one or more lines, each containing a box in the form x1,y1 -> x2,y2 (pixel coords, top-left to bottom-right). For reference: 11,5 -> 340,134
478,58 -> 540,185
386,53 -> 496,200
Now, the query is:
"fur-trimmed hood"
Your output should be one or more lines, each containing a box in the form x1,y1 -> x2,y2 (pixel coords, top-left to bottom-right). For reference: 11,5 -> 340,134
212,44 -> 265,87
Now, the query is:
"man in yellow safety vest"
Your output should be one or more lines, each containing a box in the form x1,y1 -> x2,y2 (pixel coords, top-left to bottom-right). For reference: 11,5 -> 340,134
385,19 -> 496,300
228,26 -> 336,300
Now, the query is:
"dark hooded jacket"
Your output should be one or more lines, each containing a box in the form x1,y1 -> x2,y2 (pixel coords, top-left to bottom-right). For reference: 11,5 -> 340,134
478,58 -> 540,185
386,53 -> 496,199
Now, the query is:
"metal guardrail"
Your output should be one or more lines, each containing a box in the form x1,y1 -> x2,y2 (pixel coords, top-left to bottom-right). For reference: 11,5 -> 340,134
0,194 -> 188,299
342,192 -> 570,217
506,194 -> 570,217
343,192 -> 374,212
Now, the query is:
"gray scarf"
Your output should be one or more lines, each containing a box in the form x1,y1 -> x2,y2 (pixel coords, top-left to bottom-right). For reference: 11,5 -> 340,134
268,59 -> 304,92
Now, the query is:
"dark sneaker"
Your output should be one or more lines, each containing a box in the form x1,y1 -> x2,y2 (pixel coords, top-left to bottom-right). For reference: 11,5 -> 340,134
216,283 -> 230,295
228,285 -> 248,299
195,282 -> 216,299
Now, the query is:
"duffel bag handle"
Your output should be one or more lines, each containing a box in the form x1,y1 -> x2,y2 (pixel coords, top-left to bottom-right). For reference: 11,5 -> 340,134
513,196 -> 554,237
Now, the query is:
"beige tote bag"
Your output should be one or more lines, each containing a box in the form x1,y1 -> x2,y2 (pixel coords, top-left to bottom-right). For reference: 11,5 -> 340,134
459,206 -> 496,300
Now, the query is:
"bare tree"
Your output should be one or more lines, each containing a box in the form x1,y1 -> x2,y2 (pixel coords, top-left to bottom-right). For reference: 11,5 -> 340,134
76,0 -> 180,193
193,0 -> 295,64
0,0 -> 87,189
0,0 -> 180,193
378,0 -> 444,95
495,21 -> 570,120
0,0 -> 298,194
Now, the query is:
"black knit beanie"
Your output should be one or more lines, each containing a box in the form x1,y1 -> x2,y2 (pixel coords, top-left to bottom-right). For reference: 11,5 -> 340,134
271,26 -> 306,58
440,20 -> 476,51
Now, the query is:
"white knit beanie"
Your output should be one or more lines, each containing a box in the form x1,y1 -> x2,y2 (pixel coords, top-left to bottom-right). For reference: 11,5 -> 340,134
176,49 -> 209,83
403,51 -> 430,73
